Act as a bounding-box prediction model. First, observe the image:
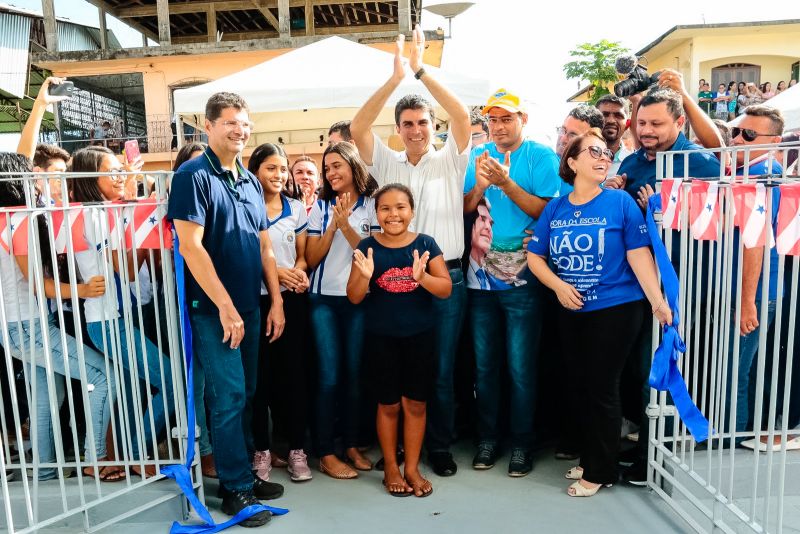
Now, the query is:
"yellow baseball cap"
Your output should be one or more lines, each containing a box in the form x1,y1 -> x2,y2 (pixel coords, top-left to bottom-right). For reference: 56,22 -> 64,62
481,88 -> 525,115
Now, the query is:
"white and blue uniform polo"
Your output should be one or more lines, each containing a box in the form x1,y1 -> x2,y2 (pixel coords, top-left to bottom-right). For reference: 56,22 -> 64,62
307,196 -> 378,296
263,195 -> 308,294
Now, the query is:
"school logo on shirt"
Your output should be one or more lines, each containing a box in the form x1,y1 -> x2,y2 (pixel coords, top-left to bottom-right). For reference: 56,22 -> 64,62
359,219 -> 370,236
283,230 -> 295,244
376,267 -> 419,293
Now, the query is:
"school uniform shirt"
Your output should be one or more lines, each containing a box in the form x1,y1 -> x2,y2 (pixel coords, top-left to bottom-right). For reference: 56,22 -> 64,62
262,195 -> 308,294
463,140 -> 562,290
356,234 -> 442,336
0,246 -> 33,323
74,207 -> 120,323
368,131 -> 469,261
307,196 -> 379,296
527,189 -> 650,312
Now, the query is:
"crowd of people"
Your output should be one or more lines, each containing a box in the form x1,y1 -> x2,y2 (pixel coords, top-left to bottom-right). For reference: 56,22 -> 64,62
1,26 -> 799,528
697,77 -> 797,121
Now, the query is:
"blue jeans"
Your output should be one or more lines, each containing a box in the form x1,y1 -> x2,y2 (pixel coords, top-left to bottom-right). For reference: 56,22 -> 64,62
426,268 -> 467,453
189,309 -> 260,492
726,300 -> 777,440
310,294 -> 365,457
470,283 -> 541,449
193,354 -> 212,456
88,317 -> 174,459
6,318 -> 113,480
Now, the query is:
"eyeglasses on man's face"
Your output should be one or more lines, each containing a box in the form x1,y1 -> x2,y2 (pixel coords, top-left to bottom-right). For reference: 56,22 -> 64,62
214,119 -> 255,131
731,127 -> 777,143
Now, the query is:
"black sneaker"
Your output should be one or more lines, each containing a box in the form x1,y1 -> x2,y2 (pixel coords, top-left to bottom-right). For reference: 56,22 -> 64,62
508,448 -> 533,477
428,451 -> 457,477
472,442 -> 497,470
253,477 -> 285,500
622,459 -> 647,486
220,489 -> 271,527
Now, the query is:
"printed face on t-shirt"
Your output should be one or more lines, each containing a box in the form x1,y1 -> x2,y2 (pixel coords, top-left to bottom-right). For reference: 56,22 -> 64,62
470,203 -> 493,259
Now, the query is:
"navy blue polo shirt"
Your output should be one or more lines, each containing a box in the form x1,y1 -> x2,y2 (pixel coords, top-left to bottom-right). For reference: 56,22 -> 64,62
619,132 -> 722,198
167,147 -> 268,314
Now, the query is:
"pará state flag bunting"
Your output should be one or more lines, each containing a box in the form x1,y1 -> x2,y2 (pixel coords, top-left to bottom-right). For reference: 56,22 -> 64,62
50,204 -> 89,254
124,200 -> 172,250
660,178 -> 683,230
0,209 -> 30,255
732,183 -> 773,249
690,180 -> 719,241
776,183 -> 800,256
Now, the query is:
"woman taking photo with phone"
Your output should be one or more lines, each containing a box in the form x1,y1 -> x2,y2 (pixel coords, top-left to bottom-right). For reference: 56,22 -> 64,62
527,130 -> 671,497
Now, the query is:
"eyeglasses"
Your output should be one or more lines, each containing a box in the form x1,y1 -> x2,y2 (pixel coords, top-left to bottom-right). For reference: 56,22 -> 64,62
556,127 -> 578,138
731,127 -> 777,142
214,119 -> 255,131
577,145 -> 614,161
471,131 -> 488,140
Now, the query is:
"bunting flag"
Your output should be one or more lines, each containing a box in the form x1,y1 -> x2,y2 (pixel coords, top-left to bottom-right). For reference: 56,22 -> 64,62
690,180 -> 719,241
776,183 -> 800,256
660,178 -> 683,230
732,183 -> 773,249
0,209 -> 30,255
50,204 -> 89,254
123,200 -> 173,250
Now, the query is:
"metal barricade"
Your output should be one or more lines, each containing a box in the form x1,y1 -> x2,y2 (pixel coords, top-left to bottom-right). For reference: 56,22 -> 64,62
0,170 -> 200,533
647,141 -> 800,533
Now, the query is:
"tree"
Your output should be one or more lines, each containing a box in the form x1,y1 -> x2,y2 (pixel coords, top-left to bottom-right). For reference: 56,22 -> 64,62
563,40 -> 630,104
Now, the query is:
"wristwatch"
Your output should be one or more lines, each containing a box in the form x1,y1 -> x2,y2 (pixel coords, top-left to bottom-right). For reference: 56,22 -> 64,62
414,67 -> 426,80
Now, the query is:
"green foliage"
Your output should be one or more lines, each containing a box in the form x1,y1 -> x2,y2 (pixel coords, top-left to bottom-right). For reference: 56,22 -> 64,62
563,40 -> 630,104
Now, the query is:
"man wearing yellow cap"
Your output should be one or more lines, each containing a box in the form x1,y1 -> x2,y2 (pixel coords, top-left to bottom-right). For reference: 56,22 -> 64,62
463,88 -> 561,477
351,26 -> 471,479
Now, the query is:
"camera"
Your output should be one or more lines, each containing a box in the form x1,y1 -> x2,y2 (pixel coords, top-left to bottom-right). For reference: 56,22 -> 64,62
613,55 -> 661,97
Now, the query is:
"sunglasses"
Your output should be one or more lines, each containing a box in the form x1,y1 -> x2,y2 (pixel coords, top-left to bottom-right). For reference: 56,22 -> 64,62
732,127 -> 776,142
577,145 -> 614,161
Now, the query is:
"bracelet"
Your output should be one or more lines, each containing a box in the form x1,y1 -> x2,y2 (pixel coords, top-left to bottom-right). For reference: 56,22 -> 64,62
652,300 -> 664,315
414,67 -> 426,80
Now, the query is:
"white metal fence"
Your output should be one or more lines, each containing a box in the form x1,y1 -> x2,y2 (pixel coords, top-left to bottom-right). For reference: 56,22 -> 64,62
0,170 -> 199,532
647,142 -> 800,533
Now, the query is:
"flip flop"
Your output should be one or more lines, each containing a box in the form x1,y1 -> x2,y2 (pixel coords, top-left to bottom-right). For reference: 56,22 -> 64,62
407,477 -> 433,498
83,466 -> 126,482
382,478 -> 411,497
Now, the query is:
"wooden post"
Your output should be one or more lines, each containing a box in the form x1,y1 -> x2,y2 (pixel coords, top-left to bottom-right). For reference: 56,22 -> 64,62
397,0 -> 411,34
41,0 -> 58,52
156,0 -> 171,46
98,8 -> 108,49
278,0 -> 290,38
207,5 -> 217,43
304,0 -> 315,36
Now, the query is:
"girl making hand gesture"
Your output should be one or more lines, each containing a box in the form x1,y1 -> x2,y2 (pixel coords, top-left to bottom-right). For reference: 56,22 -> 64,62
305,142 -> 379,479
347,184 -> 451,498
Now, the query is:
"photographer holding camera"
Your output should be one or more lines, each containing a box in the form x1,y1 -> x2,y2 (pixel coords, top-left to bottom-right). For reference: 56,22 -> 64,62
605,67 -> 724,195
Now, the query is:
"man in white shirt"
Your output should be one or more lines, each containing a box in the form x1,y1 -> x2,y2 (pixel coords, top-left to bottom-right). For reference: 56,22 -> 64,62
351,25 -> 471,478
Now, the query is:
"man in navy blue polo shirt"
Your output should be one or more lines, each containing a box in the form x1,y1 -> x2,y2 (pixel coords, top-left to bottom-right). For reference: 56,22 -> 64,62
168,92 -> 285,527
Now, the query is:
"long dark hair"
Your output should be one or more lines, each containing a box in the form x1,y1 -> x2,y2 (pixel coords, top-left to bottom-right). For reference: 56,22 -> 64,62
69,146 -> 115,202
173,142 -> 205,172
319,142 -> 377,201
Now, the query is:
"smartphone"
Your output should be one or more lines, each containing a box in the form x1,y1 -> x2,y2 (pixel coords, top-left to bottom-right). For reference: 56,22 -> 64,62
124,139 -> 141,163
48,81 -> 74,98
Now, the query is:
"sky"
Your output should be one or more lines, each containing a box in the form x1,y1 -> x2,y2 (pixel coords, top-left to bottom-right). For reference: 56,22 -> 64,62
5,0 -> 796,139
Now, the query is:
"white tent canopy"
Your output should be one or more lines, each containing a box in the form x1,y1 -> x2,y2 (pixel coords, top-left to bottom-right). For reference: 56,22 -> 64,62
730,83 -> 800,132
173,36 -> 491,116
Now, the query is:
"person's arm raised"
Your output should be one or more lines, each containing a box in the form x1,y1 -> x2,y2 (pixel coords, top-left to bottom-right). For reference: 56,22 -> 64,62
18,77 -> 70,160
350,34 -> 407,166
174,219 -> 245,349
658,69 -> 724,149
408,25 -> 470,153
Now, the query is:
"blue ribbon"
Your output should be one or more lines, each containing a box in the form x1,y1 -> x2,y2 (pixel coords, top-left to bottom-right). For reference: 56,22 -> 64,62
645,195 -> 711,443
161,233 -> 288,533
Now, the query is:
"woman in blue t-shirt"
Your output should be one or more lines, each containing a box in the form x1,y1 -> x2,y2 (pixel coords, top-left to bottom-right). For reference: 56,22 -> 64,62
347,184 -> 451,497
527,130 -> 672,497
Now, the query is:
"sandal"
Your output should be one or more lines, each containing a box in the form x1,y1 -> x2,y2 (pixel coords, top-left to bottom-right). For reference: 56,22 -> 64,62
565,467 -> 584,480
567,480 -> 610,497
382,478 -> 412,497
346,449 -> 373,471
83,465 -> 126,482
406,476 -> 433,498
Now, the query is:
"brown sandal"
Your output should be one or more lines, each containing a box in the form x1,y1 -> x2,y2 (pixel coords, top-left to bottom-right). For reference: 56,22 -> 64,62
319,459 -> 358,479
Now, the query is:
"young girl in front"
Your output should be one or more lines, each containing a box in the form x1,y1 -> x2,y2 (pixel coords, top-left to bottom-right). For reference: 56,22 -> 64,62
346,183 -> 452,498
248,143 -> 313,483
305,142 -> 378,479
